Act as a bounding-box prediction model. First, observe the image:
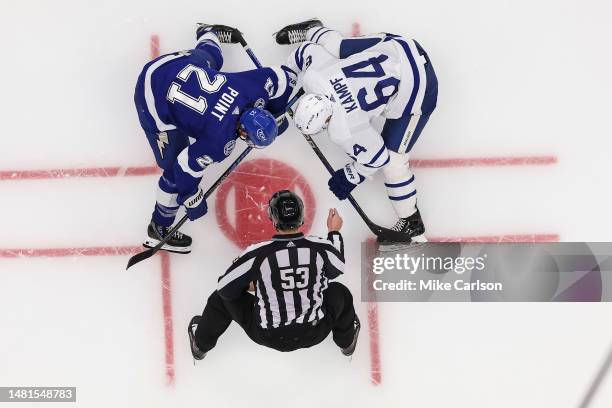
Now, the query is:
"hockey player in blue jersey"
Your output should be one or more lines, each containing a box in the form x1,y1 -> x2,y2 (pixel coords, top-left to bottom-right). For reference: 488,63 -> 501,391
134,24 -> 296,253
274,19 -> 438,244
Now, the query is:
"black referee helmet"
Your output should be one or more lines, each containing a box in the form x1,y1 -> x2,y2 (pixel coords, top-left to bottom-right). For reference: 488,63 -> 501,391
267,190 -> 305,231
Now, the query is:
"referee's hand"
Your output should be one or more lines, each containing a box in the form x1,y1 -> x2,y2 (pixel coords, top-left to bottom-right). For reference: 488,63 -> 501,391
327,208 -> 343,232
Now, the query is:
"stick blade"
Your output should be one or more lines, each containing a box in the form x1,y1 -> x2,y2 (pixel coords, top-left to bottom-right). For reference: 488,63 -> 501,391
126,248 -> 155,270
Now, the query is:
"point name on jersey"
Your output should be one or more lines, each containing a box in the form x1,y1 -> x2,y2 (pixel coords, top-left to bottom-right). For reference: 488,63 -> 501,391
329,77 -> 358,114
211,87 -> 240,121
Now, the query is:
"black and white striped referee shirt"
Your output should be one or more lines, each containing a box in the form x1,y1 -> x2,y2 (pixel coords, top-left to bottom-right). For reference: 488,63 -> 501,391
217,231 -> 345,329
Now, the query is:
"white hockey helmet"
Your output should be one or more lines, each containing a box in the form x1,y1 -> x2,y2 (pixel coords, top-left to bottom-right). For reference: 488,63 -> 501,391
293,94 -> 334,135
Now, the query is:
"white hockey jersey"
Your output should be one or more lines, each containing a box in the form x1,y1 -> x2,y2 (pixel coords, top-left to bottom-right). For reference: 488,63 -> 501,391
287,31 -> 428,176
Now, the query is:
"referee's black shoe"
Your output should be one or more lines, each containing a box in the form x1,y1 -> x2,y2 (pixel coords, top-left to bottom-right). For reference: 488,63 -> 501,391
341,315 -> 361,356
188,316 -> 207,360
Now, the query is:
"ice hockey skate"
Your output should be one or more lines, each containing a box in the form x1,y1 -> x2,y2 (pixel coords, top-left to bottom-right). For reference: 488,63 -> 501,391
143,221 -> 192,254
196,23 -> 242,43
274,18 -> 323,44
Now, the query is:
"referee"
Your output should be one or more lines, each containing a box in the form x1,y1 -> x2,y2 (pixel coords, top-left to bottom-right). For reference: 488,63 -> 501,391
188,190 -> 360,359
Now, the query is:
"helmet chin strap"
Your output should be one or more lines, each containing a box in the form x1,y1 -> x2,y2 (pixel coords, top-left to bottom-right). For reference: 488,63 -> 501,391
312,111 -> 333,134
237,124 -> 256,146
307,116 -> 331,136
237,122 -> 247,137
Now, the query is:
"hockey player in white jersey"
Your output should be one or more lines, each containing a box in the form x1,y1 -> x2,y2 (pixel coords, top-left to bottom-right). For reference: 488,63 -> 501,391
274,19 -> 438,243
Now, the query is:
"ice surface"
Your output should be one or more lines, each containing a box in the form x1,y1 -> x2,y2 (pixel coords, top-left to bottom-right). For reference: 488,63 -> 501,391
1,0 -> 612,407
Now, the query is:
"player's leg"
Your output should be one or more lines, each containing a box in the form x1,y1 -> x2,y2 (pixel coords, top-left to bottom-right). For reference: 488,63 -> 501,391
379,40 -> 438,243
143,129 -> 193,253
191,291 -> 260,357
275,19 -> 388,60
192,291 -> 243,356
383,152 -> 418,213
276,20 -> 347,59
193,25 -> 224,70
381,150 -> 426,242
134,64 -> 195,252
303,25 -> 343,52
377,151 -> 429,244
322,282 -> 360,356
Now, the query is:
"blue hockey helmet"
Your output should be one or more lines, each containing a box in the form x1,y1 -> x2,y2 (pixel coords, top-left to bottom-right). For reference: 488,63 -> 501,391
238,107 -> 278,148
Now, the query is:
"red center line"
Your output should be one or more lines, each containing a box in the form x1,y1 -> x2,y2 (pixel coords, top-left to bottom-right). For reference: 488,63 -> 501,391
0,166 -> 160,181
364,239 -> 382,385
159,251 -> 175,386
429,233 -> 560,243
0,246 -> 142,258
412,155 -> 557,168
0,233 -> 558,259
0,155 -> 557,182
150,34 -> 160,60
149,33 -> 176,387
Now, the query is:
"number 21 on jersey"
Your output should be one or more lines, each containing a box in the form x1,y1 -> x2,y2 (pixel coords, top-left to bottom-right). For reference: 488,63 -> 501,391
166,64 -> 226,114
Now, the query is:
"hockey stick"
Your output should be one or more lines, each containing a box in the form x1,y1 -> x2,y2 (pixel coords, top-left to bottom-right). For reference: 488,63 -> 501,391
126,31 -> 303,269
299,125 -> 412,243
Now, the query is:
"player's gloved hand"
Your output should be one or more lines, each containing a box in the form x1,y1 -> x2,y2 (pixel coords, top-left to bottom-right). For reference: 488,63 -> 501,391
276,115 -> 289,136
179,188 -> 208,221
328,163 -> 365,200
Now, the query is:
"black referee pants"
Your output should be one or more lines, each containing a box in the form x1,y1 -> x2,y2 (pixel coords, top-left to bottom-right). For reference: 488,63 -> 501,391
195,282 -> 357,353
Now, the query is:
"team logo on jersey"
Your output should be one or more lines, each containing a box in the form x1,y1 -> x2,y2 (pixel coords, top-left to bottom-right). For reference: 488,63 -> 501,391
196,155 -> 213,169
232,106 -> 240,115
224,140 -> 236,156
304,55 -> 312,69
254,98 -> 266,108
264,78 -> 274,97
156,132 -> 169,159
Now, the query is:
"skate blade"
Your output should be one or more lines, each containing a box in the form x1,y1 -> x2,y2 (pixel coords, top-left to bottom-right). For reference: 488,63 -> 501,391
377,241 -> 427,253
377,234 -> 428,252
143,239 -> 191,254
411,234 -> 428,243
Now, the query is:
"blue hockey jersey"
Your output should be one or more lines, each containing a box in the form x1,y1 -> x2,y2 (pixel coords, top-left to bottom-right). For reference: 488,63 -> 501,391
135,47 -> 296,198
